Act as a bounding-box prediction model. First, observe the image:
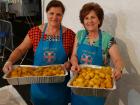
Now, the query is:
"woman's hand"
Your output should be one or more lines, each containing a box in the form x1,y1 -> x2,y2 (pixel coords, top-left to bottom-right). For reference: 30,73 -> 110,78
2,61 -> 13,74
71,64 -> 80,73
112,68 -> 123,80
64,61 -> 72,71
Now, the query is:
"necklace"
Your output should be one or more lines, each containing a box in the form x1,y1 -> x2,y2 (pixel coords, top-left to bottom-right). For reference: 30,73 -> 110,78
46,25 -> 60,35
87,34 -> 99,45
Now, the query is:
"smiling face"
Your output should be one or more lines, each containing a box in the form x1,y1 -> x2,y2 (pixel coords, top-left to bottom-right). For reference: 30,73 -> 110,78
83,10 -> 100,32
47,7 -> 63,27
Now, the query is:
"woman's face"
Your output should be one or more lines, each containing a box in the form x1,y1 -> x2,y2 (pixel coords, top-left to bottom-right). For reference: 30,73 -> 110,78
83,10 -> 100,32
47,7 -> 63,27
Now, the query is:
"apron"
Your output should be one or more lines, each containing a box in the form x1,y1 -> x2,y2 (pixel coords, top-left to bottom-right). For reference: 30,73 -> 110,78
31,23 -> 71,105
71,30 -> 105,105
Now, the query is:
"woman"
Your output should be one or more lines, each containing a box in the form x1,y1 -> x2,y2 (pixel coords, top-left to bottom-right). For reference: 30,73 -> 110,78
70,2 -> 124,105
3,0 -> 75,105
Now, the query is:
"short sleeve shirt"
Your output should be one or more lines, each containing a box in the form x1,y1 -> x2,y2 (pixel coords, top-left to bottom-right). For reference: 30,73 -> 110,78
28,26 -> 75,58
76,30 -> 116,65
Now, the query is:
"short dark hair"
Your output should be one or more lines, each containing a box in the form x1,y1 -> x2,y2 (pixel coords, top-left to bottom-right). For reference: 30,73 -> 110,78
80,2 -> 104,28
46,0 -> 65,14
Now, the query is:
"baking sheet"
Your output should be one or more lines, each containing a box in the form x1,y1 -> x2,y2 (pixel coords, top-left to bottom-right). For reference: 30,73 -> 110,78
3,64 -> 68,85
67,64 -> 116,96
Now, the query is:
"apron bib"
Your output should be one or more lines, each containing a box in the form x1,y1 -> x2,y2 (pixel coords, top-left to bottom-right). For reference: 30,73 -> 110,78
31,24 -> 71,105
71,30 -> 105,105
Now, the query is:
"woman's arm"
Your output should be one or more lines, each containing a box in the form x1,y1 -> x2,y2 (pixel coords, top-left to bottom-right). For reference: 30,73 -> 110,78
109,44 -> 124,80
3,35 -> 32,73
70,36 -> 80,72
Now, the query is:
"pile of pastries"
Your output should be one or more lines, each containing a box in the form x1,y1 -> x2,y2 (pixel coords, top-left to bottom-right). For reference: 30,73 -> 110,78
71,66 -> 113,89
8,65 -> 65,78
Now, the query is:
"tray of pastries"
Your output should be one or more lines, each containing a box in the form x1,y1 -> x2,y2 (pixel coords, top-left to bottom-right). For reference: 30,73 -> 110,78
67,64 -> 116,97
3,64 -> 68,85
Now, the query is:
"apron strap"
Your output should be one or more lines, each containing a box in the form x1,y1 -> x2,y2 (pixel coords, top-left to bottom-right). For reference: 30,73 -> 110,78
41,24 -> 62,41
59,25 -> 63,41
41,23 -> 48,39
81,30 -> 102,47
98,30 -> 102,48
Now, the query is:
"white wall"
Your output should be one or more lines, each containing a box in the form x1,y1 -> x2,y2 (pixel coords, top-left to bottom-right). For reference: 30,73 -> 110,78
42,0 -> 140,105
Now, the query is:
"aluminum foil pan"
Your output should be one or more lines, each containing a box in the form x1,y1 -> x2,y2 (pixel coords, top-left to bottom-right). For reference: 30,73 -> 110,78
3,65 -> 68,85
67,64 -> 116,97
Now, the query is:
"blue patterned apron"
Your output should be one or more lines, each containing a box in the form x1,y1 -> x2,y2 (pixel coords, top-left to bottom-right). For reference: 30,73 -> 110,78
31,23 -> 71,105
71,30 -> 105,105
